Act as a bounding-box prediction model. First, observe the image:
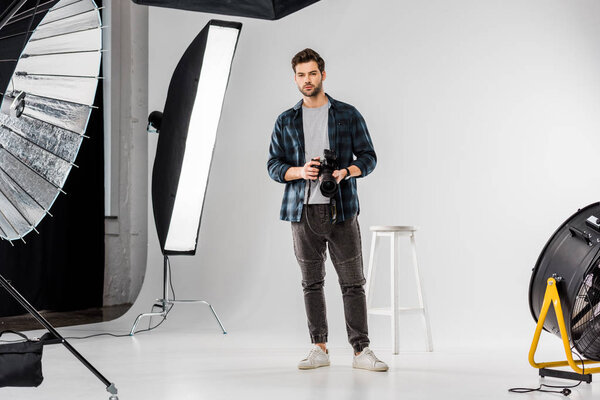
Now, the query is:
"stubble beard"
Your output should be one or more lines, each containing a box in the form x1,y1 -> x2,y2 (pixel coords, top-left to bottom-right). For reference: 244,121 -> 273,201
299,81 -> 323,97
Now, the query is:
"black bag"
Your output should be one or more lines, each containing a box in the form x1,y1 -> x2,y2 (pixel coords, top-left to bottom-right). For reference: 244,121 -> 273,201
0,330 -> 43,387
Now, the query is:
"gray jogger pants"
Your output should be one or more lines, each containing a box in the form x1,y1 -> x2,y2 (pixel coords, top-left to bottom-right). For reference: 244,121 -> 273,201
291,204 -> 370,353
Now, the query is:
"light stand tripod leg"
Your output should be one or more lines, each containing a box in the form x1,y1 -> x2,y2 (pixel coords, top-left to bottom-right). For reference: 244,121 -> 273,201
129,310 -> 167,335
203,301 -> 226,334
130,255 -> 228,335
130,256 -> 172,335
0,273 -> 118,399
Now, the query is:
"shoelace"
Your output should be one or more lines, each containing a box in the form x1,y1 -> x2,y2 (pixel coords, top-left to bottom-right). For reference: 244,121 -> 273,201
305,347 -> 322,360
362,348 -> 381,363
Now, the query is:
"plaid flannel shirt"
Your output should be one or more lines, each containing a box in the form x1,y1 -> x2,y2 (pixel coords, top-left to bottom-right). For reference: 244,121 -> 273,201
267,94 -> 377,222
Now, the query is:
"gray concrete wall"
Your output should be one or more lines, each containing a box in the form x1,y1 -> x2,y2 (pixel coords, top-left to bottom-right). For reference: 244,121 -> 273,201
103,0 -> 148,306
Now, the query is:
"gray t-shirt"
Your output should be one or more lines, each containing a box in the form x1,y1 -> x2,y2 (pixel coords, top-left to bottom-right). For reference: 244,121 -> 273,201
302,102 -> 330,204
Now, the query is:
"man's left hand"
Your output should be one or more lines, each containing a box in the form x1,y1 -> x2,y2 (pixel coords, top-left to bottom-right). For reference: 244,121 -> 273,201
332,169 -> 347,183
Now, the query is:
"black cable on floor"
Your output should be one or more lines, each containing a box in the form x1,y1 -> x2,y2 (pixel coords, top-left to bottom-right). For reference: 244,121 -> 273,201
62,303 -> 175,340
1,259 -> 178,342
508,348 -> 585,396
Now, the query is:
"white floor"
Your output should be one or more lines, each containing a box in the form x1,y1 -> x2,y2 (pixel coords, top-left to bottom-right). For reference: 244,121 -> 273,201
2,317 -> 599,400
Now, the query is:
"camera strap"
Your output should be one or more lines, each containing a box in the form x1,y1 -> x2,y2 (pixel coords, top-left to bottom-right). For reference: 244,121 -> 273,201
330,198 -> 337,224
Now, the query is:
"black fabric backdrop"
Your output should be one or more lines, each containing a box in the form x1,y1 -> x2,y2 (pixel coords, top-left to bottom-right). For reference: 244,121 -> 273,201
0,1 -> 105,317
0,92 -> 105,318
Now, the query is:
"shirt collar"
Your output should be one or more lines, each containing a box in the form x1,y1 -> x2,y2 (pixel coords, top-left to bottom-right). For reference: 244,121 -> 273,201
293,93 -> 337,111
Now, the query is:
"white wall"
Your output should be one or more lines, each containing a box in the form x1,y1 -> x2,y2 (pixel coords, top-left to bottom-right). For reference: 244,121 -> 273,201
120,0 -> 600,351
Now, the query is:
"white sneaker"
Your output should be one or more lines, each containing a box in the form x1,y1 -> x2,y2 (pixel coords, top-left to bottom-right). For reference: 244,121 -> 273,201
353,347 -> 389,371
298,346 -> 330,370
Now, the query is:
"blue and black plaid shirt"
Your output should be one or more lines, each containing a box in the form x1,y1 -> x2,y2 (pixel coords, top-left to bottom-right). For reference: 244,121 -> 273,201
268,94 -> 377,222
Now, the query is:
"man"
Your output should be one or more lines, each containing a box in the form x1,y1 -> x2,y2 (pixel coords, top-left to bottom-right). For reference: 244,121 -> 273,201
267,48 -> 388,372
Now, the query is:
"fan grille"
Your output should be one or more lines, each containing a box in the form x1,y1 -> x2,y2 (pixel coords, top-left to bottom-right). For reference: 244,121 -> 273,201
571,259 -> 600,360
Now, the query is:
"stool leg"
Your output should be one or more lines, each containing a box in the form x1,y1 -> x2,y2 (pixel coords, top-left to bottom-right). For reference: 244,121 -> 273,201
391,232 -> 399,355
365,232 -> 379,309
410,232 -> 433,352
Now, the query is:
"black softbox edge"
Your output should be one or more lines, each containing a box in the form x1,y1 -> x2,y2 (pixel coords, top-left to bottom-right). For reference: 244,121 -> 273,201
130,0 -> 320,20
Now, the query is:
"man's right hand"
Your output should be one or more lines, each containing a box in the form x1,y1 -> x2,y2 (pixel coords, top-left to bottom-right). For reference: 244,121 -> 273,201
284,158 -> 321,181
301,158 -> 320,180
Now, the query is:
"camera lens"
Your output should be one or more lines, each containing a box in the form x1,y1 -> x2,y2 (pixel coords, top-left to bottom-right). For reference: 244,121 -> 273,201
319,174 -> 338,198
322,180 -> 336,192
317,149 -> 339,198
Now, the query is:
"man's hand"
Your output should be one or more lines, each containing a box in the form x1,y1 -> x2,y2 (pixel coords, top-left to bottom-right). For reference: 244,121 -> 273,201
301,158 -> 320,180
332,169 -> 348,183
284,158 -> 330,182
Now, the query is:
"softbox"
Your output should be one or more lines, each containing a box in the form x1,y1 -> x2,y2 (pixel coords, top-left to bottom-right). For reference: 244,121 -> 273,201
152,19 -> 241,255
131,0 -> 321,20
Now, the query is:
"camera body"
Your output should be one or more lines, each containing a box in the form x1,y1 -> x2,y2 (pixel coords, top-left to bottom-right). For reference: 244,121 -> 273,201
312,149 -> 339,198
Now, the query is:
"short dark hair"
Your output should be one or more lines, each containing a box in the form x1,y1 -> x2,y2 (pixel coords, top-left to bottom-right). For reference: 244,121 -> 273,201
291,48 -> 325,73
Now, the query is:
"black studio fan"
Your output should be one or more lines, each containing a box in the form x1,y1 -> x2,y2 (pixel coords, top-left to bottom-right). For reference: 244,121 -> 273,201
570,258 -> 600,358
529,202 -> 600,380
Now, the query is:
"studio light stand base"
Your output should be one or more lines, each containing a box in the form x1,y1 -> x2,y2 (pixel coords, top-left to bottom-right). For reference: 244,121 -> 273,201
529,277 -> 600,379
0,273 -> 118,399
129,255 -> 227,336
539,368 -> 592,383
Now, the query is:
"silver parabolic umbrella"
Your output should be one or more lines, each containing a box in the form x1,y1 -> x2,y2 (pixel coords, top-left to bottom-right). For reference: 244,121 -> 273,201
0,0 -> 102,242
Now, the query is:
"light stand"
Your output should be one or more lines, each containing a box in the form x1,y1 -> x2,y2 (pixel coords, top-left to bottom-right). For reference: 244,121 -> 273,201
129,255 -> 226,335
0,274 -> 118,399
129,20 -> 241,336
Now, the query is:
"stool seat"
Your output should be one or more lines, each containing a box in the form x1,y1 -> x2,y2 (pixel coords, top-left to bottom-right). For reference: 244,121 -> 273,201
370,226 -> 416,232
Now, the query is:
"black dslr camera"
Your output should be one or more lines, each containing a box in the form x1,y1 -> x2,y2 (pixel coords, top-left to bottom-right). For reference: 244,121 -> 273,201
312,149 -> 339,198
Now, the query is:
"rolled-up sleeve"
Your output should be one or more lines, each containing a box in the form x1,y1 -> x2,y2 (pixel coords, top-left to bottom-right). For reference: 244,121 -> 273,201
267,116 -> 292,183
351,110 -> 377,178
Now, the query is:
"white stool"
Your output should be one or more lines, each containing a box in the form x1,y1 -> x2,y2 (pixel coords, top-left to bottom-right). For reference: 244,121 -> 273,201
365,226 -> 433,354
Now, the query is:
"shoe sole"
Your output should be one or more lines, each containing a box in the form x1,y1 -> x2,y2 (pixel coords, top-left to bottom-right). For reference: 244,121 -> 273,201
352,365 -> 389,372
298,362 -> 330,370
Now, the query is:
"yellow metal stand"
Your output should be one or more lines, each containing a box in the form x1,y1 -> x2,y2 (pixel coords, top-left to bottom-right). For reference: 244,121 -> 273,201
529,277 -> 600,375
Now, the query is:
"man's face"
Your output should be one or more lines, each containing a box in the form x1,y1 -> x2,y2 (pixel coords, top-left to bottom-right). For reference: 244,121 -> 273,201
294,61 -> 326,97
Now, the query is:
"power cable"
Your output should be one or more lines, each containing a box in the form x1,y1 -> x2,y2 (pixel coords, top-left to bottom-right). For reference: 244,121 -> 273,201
0,258 -> 178,342
508,348 -> 586,396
